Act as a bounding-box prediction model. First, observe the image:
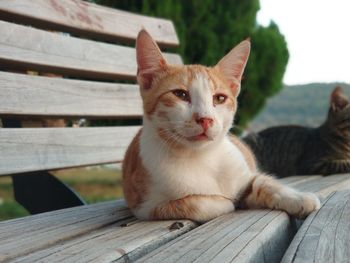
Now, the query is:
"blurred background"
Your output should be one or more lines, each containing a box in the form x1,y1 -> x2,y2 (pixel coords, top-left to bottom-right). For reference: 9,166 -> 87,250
91,0 -> 350,131
1,0 -> 349,220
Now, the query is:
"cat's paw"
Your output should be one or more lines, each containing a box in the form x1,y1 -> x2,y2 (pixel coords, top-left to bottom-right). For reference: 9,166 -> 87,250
284,192 -> 320,219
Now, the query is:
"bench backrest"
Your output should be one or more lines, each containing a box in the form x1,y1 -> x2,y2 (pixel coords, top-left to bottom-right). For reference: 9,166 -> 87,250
0,0 -> 182,176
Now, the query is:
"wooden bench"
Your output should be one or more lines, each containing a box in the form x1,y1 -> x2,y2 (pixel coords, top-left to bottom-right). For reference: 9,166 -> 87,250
1,1 -> 350,262
282,190 -> 350,263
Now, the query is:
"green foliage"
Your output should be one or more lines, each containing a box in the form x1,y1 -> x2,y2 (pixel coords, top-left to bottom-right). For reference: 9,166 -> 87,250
240,22 -> 289,126
0,200 -> 28,221
93,0 -> 289,129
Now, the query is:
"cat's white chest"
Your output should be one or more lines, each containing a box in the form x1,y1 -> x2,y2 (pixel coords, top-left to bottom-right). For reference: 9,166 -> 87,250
147,152 -> 222,198
140,130 -> 252,202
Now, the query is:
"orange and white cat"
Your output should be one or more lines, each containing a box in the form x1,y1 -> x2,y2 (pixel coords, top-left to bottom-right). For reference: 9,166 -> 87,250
122,30 -> 320,223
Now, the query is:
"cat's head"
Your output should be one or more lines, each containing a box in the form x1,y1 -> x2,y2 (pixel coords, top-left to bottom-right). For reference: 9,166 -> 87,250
327,86 -> 350,138
136,30 -> 250,149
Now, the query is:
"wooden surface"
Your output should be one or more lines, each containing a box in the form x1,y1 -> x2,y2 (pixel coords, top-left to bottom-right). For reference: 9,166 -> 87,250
0,127 -> 140,176
0,0 -> 179,47
0,21 -> 182,80
293,173 -> 350,198
138,174 -> 350,263
0,200 -> 196,262
139,209 -> 295,263
1,175 -> 350,262
3,2 -> 349,262
279,175 -> 323,186
282,190 -> 350,263
13,219 -> 197,263
0,200 -> 130,262
0,71 -> 143,118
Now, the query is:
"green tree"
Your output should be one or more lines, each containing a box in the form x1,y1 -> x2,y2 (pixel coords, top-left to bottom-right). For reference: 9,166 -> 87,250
94,0 -> 289,129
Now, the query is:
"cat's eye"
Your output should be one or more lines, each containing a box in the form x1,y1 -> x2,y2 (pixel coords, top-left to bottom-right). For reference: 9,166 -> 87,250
172,89 -> 190,102
213,94 -> 227,105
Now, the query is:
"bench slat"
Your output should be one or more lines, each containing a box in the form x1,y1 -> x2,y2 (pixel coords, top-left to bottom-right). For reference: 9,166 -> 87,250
137,174 -> 350,263
0,201 -> 196,263
1,175 -> 350,262
0,21 -> 182,80
0,71 -> 143,118
13,219 -> 197,263
282,190 -> 350,263
0,201 -> 133,262
293,173 -> 350,198
0,127 -> 140,176
279,175 -> 323,186
0,0 -> 179,47
139,210 -> 294,263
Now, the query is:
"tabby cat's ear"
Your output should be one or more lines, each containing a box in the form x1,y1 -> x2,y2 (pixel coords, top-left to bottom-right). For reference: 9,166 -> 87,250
136,29 -> 167,90
215,39 -> 251,90
330,86 -> 349,112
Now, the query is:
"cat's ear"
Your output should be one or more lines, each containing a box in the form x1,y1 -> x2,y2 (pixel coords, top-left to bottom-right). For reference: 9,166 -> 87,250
330,86 -> 349,112
215,39 -> 251,89
136,29 -> 167,90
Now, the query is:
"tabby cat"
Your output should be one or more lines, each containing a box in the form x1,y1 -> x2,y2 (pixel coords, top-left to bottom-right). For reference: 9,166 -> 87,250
122,30 -> 320,222
244,87 -> 350,177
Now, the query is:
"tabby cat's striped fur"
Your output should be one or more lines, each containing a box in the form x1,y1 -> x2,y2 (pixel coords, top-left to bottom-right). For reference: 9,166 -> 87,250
244,87 -> 350,177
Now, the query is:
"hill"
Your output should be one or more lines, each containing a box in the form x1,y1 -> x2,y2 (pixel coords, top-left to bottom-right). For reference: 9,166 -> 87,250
247,83 -> 350,132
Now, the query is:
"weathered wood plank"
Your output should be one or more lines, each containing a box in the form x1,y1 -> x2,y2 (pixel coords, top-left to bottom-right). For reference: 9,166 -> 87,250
0,208 -> 197,262
0,71 -> 143,118
1,175 -> 350,262
138,210 -> 295,263
11,219 -> 197,263
137,175 -> 350,263
0,200 -> 132,262
0,127 -> 140,175
294,173 -> 350,198
0,21 -> 182,80
279,175 -> 322,186
282,190 -> 350,263
0,0 -> 179,47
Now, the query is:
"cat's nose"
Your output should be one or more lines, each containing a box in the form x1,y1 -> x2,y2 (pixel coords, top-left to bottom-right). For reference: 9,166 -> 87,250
196,117 -> 214,131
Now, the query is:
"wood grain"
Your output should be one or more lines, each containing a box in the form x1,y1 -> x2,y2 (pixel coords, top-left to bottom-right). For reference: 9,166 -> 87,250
0,0 -> 179,47
137,175 -> 350,263
282,190 -> 350,263
138,210 -> 295,263
0,200 -> 196,263
1,175 -> 350,262
0,71 -> 143,118
279,175 -> 323,186
0,126 -> 140,176
0,200 -> 133,262
12,219 -> 197,263
294,173 -> 350,199
0,21 -> 182,80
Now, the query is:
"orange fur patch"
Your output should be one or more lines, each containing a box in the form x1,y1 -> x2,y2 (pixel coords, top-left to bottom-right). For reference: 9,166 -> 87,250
150,194 -> 229,220
160,96 -> 176,107
141,64 -> 239,117
242,175 -> 280,209
122,130 -> 150,210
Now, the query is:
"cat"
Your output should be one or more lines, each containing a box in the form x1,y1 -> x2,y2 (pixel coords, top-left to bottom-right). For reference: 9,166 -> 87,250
122,29 -> 320,223
243,87 -> 350,178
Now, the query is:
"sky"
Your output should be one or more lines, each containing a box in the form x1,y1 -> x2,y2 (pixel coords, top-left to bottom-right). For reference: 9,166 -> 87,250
257,0 -> 350,85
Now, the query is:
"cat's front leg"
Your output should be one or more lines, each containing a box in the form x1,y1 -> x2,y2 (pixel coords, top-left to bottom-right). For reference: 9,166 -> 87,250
242,174 -> 320,219
149,194 -> 234,223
